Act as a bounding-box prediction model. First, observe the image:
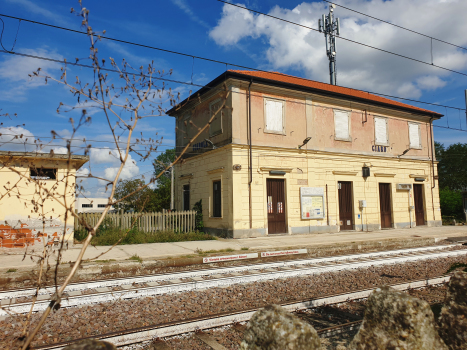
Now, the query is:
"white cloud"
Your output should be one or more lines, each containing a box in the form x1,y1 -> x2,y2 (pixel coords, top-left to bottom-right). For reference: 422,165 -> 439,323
171,0 -> 210,28
0,126 -> 37,152
0,48 -> 63,101
210,1 -> 467,98
4,0 -> 70,26
416,76 -> 447,90
90,147 -> 140,181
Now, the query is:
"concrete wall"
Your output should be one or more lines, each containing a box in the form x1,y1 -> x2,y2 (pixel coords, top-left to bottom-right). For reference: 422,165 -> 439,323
76,197 -> 114,213
0,158 -> 79,248
230,145 -> 440,238
171,78 -> 441,238
174,146 -> 233,237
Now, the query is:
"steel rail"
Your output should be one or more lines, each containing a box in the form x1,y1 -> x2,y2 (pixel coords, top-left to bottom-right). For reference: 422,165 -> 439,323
0,244 -> 459,301
1,248 -> 465,317
33,275 -> 451,349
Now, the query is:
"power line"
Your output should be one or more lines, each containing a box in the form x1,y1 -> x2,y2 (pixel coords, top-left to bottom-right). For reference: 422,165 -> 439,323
1,48 -> 466,117
322,0 -> 467,52
0,12 -> 466,112
216,0 -> 467,77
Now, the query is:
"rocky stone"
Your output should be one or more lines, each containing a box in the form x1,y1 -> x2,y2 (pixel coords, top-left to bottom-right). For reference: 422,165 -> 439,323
63,338 -> 116,350
438,271 -> 467,350
348,286 -> 448,350
240,304 -> 320,350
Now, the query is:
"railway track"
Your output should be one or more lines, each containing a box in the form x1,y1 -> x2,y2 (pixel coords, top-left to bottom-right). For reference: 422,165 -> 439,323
33,275 -> 450,350
1,244 -> 465,317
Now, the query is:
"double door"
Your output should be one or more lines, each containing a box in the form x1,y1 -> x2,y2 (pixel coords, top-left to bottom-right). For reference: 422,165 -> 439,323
267,179 -> 286,234
379,183 -> 392,229
413,184 -> 425,226
338,181 -> 353,231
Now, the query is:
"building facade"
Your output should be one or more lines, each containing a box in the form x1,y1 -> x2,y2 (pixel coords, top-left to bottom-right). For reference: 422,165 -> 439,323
76,197 -> 114,213
168,71 -> 442,238
0,151 -> 88,247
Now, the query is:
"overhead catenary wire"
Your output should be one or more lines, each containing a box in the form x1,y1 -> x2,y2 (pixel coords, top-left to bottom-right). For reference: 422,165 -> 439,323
0,12 -> 466,112
322,0 -> 467,52
1,48 -> 466,120
216,0 -> 467,77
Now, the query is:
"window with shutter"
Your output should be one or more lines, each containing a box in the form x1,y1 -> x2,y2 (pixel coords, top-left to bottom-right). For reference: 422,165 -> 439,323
209,99 -> 223,137
374,117 -> 388,145
408,123 -> 421,149
264,98 -> 285,134
334,110 -> 350,141
181,114 -> 191,145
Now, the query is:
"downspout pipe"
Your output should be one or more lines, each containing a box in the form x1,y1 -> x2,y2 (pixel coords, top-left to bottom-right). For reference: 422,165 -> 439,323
430,116 -> 436,222
248,79 -> 253,229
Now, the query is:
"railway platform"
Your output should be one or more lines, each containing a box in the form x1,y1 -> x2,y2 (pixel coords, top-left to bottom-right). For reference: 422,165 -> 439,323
0,225 -> 466,270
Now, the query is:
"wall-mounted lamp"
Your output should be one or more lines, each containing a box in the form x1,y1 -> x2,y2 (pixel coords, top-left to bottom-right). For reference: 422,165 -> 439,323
204,139 -> 217,149
298,137 -> 312,149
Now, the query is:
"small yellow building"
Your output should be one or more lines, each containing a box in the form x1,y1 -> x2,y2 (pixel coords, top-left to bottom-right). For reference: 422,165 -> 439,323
168,70 -> 443,238
0,151 -> 88,248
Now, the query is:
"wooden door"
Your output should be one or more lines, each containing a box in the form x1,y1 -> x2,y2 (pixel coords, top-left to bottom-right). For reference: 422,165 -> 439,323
267,179 -> 286,234
338,181 -> 353,231
379,183 -> 392,229
413,184 -> 425,226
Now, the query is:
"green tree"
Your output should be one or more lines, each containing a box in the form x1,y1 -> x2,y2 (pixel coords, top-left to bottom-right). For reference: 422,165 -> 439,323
153,148 -> 176,210
435,142 -> 467,190
114,179 -> 158,212
439,188 -> 464,220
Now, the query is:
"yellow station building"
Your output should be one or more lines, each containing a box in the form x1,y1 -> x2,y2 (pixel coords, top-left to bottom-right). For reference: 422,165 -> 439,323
0,151 -> 88,247
168,70 -> 443,238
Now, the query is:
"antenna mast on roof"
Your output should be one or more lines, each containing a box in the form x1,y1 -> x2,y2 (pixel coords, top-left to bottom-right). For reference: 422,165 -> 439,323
319,4 -> 340,85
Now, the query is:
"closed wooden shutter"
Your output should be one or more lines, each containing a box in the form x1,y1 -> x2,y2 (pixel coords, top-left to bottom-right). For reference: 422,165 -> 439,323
265,99 -> 284,133
210,100 -> 223,136
409,123 -> 420,148
374,117 -> 388,145
334,110 -> 350,140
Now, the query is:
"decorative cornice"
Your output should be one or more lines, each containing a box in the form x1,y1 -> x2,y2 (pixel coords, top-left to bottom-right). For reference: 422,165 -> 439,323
409,174 -> 428,179
207,167 -> 224,174
374,173 -> 396,177
332,171 -> 358,176
259,167 -> 294,173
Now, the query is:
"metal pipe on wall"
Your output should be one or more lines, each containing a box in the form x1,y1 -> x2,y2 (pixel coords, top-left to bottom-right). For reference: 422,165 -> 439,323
429,117 -> 436,221
248,80 -> 253,229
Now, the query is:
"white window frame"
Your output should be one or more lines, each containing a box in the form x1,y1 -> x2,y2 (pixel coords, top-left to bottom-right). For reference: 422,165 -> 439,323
408,122 -> 422,149
333,109 -> 351,142
263,98 -> 286,135
374,116 -> 389,146
209,98 -> 223,137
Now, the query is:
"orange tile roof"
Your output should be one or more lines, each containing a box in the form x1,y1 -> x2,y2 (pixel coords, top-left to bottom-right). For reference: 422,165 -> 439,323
228,70 -> 442,117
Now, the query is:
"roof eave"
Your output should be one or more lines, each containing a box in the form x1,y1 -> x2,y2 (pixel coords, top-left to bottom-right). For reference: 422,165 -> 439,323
167,71 -> 443,119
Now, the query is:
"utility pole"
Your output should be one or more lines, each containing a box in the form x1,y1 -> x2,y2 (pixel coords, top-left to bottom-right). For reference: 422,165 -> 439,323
319,4 -> 340,85
465,89 -> 467,127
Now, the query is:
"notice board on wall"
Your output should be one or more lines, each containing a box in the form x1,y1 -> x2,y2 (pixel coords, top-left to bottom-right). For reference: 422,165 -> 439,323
300,187 -> 325,219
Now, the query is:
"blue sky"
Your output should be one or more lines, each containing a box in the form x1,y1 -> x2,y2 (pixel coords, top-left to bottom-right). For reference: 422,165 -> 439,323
0,0 -> 466,197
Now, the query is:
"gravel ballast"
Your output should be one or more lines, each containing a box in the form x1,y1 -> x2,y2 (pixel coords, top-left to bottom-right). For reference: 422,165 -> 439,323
1,255 -> 466,349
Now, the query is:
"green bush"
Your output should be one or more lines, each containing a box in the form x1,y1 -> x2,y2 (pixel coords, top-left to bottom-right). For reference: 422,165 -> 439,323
74,226 -> 215,246
439,187 -> 464,222
193,199 -> 204,232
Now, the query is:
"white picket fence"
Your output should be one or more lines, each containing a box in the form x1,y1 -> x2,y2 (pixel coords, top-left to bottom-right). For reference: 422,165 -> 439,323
75,210 -> 197,233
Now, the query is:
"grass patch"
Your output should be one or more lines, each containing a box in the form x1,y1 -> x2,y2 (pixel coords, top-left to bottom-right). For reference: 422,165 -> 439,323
128,254 -> 143,263
195,248 -> 235,256
241,247 -> 249,251
6,268 -> 17,273
74,222 -> 216,246
446,262 -> 467,274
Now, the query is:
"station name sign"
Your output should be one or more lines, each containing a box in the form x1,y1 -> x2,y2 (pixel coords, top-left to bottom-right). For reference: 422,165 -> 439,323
261,249 -> 307,257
